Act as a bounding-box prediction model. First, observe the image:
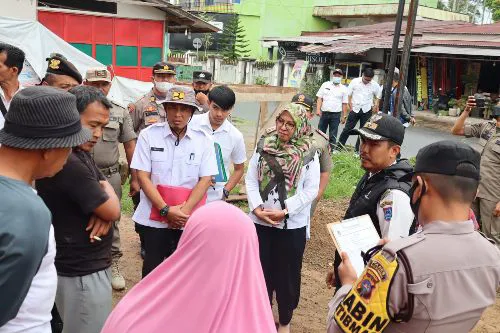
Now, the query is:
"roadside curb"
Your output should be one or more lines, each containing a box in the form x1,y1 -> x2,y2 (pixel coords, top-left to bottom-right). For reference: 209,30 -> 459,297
414,110 -> 484,132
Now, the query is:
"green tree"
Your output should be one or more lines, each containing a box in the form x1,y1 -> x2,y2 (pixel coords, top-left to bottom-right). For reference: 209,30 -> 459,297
485,0 -> 500,21
219,15 -> 250,60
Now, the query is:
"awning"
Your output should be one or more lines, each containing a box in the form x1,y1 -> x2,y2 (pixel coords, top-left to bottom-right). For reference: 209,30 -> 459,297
412,45 -> 500,57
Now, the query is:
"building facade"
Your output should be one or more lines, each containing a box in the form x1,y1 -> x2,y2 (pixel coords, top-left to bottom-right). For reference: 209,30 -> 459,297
2,0 -> 217,81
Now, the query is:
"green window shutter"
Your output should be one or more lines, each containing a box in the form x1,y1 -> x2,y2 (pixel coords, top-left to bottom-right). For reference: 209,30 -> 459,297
141,47 -> 162,67
96,45 -> 113,65
116,46 -> 138,66
71,43 -> 92,57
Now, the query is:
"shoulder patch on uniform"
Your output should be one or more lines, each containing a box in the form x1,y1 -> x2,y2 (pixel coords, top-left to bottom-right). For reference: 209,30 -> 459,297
315,128 -> 329,140
383,206 -> 393,222
266,126 -> 276,134
383,232 -> 425,255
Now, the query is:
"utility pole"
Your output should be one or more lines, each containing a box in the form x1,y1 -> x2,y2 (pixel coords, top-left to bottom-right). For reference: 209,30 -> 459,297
382,0 -> 406,114
393,0 -> 419,119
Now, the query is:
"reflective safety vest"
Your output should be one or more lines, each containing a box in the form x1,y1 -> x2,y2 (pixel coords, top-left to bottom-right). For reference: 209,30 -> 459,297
333,251 -> 400,333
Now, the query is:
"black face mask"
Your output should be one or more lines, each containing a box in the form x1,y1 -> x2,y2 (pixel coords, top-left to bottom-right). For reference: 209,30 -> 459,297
409,180 -> 426,223
194,89 -> 209,96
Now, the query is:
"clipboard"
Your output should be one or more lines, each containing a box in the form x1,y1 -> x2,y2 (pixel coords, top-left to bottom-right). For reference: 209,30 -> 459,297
213,142 -> 227,183
326,215 -> 380,276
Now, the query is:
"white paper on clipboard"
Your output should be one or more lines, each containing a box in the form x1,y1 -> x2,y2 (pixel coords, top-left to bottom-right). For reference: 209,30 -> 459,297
326,215 -> 380,277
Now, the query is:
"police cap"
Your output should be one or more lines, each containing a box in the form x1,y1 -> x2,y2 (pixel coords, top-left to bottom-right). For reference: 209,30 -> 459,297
193,70 -> 212,83
45,53 -> 82,84
153,62 -> 176,75
291,93 -> 313,112
400,140 -> 480,182
350,113 -> 405,146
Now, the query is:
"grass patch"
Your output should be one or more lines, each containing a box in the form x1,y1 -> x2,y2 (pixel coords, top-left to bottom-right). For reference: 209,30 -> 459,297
322,152 -> 365,200
121,179 -> 134,216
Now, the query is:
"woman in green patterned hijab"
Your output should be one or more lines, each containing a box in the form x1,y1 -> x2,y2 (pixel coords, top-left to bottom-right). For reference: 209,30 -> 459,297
258,103 -> 314,200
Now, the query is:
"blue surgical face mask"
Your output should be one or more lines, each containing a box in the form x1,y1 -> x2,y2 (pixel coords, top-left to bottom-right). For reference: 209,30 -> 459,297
332,77 -> 342,85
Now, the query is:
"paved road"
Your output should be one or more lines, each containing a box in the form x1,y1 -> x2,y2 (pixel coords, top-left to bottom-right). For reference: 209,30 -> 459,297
232,102 -> 480,158
338,124 -> 480,158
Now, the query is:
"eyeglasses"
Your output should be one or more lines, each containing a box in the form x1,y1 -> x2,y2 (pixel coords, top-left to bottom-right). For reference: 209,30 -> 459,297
276,117 -> 296,131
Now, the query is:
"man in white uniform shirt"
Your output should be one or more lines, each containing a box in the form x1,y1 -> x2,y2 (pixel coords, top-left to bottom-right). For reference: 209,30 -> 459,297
190,85 -> 247,202
0,43 -> 25,130
131,86 -> 218,277
338,67 -> 382,153
316,68 -> 348,151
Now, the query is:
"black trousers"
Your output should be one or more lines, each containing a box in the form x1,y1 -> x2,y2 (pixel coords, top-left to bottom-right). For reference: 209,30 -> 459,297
338,110 -> 372,152
318,112 -> 341,149
255,224 -> 306,325
141,226 -> 183,277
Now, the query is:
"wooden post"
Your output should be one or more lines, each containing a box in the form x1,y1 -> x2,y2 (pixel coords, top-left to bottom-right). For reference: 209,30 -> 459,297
254,101 -> 269,146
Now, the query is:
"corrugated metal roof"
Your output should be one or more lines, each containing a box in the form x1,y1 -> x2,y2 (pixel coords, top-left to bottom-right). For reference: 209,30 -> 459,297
433,22 -> 500,35
412,45 -> 500,57
417,40 -> 500,48
291,20 -> 500,55
260,36 -> 349,43
304,20 -> 472,36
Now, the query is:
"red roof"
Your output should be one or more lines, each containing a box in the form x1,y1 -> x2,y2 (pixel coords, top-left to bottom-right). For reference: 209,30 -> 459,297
433,22 -> 500,35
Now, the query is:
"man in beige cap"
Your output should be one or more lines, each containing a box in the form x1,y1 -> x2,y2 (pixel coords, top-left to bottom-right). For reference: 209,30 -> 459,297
84,67 -> 138,290
131,85 -> 217,277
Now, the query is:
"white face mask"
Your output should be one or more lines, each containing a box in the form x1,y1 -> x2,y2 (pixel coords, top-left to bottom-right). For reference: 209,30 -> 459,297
332,77 -> 342,85
155,81 -> 173,93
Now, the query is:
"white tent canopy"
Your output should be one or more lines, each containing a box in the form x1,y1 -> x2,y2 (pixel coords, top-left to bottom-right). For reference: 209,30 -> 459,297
108,76 -> 153,108
0,16 -> 102,83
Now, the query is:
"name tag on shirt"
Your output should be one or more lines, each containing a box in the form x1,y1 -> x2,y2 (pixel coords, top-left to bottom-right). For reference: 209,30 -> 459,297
151,147 -> 164,152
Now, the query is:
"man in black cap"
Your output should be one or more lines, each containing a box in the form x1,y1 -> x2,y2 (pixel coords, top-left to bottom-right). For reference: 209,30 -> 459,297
36,86 -> 121,333
129,61 -> 176,134
41,53 -> 82,91
452,98 -> 500,251
328,140 -> 500,333
291,93 -> 332,217
326,113 -> 414,290
0,86 -> 90,333
192,70 -> 213,114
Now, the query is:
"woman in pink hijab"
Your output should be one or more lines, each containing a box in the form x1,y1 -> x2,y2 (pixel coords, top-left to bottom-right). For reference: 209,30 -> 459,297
101,201 -> 276,333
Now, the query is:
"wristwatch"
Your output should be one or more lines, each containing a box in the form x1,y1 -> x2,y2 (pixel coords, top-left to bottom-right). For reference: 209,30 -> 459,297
222,188 -> 230,199
159,205 -> 170,217
283,208 -> 289,219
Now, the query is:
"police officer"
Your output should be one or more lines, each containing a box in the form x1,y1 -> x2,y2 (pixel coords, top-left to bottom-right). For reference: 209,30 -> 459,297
328,113 -> 414,290
41,53 -> 82,91
452,98 -> 500,250
84,67 -> 137,291
130,61 -> 176,134
131,86 -> 218,277
328,140 -> 500,333
291,93 -> 332,218
192,70 -> 213,114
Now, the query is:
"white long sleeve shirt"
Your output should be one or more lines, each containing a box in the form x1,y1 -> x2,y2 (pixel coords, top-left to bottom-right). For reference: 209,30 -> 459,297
245,151 -> 320,229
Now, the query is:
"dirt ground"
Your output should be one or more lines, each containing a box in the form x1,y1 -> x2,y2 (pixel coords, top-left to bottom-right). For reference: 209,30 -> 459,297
113,199 -> 500,332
